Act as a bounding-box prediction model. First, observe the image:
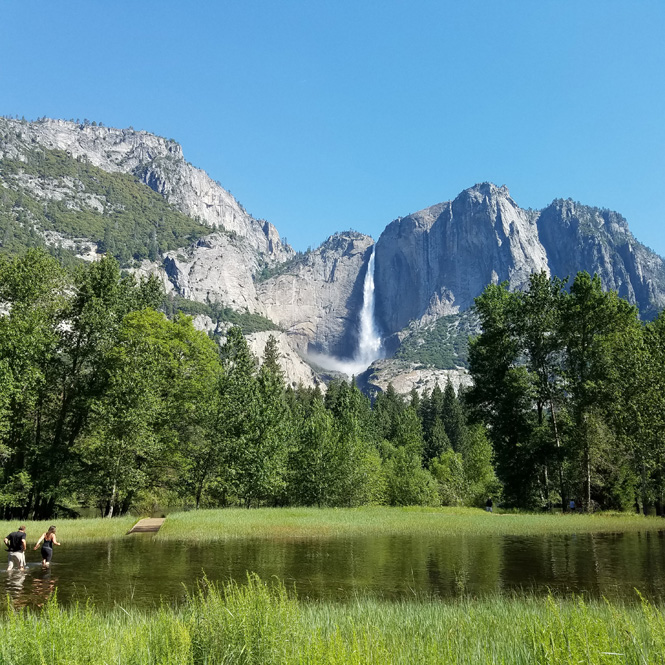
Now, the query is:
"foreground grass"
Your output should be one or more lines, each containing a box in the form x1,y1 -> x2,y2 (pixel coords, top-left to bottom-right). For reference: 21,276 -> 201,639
1,575 -> 665,664
157,506 -> 665,542
0,516 -> 136,545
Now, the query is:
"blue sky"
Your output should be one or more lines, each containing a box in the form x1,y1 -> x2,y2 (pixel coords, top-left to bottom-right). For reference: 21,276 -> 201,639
2,1 -> 664,255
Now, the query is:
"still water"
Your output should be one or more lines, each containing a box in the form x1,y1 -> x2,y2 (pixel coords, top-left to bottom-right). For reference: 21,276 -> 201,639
3,531 -> 665,610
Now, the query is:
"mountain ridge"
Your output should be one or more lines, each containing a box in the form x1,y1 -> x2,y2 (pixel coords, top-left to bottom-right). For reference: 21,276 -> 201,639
374,182 -> 664,337
2,117 -> 664,392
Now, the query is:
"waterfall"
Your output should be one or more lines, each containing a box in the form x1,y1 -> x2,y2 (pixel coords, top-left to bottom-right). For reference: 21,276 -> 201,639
354,247 -> 382,367
307,246 -> 383,377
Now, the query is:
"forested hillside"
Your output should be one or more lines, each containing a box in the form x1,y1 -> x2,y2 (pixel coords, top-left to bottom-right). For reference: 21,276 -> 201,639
0,146 -> 209,265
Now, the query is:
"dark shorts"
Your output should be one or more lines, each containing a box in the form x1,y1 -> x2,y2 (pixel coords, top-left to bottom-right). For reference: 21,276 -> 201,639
41,546 -> 53,563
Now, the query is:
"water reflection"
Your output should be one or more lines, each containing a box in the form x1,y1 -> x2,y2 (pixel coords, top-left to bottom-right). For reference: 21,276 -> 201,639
1,530 -> 664,610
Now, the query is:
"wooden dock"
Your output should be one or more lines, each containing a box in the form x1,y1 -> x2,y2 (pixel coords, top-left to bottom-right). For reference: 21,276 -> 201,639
127,517 -> 165,534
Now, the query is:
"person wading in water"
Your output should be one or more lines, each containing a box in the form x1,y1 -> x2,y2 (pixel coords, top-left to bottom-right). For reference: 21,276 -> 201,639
34,525 -> 60,567
4,525 -> 27,571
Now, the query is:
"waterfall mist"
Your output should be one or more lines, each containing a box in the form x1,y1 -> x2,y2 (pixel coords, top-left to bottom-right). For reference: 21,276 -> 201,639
308,247 -> 383,377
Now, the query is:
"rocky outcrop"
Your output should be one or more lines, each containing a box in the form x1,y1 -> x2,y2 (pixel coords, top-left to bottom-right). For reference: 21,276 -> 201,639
374,184 -> 549,335
161,233 -> 265,312
364,359 -> 471,396
257,232 -> 374,356
538,199 -> 665,319
0,117 -> 293,264
374,183 -> 665,337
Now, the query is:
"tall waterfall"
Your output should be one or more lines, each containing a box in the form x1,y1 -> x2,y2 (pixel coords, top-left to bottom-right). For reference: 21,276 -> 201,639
307,246 -> 383,377
354,247 -> 382,368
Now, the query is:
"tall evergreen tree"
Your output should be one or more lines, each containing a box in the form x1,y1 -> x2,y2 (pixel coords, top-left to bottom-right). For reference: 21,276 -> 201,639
467,282 -> 540,507
561,272 -> 640,511
442,379 -> 466,452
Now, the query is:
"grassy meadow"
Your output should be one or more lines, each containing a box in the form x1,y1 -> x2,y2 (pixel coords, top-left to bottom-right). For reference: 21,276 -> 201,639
1,575 -> 665,664
1,509 -> 665,662
4,507 -> 662,545
0,516 -> 136,546
156,506 -> 665,542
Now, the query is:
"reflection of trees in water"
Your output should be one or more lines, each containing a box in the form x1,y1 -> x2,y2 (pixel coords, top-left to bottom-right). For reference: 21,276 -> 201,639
4,533 -> 665,610
161,533 -> 665,601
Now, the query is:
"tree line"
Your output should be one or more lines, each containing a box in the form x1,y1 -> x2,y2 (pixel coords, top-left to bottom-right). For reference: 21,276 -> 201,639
0,250 -> 662,518
0,250 -> 496,518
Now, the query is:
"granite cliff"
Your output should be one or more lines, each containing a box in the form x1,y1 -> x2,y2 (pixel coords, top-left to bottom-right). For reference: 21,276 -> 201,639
2,118 -> 664,393
0,117 -> 292,263
374,183 -> 665,339
257,232 -> 374,356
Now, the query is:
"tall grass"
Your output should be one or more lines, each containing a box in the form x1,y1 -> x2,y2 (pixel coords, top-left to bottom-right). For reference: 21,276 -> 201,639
1,575 -> 665,664
0,516 -> 137,545
2,507 -> 662,548
158,506 -> 665,543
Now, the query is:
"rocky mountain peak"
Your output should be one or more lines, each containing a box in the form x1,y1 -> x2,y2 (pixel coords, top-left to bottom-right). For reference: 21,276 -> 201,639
0,116 -> 293,264
457,181 -> 511,203
375,182 -> 549,335
537,199 -> 664,317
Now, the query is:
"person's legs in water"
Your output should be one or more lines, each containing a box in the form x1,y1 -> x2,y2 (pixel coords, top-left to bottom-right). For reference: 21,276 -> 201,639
7,551 -> 23,571
41,546 -> 53,567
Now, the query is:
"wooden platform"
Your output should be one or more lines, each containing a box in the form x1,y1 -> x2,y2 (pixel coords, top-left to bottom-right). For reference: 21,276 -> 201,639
127,518 -> 165,534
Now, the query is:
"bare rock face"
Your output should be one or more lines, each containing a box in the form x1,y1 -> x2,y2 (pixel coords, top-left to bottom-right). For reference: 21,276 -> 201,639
0,117 -> 293,264
374,183 -> 665,337
257,232 -> 374,356
538,199 -> 665,319
374,184 -> 550,335
365,359 -> 471,396
162,233 -> 265,313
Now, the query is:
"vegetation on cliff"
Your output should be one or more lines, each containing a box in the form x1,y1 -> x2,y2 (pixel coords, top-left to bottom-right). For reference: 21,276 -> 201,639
0,147 -> 208,265
394,310 -> 479,369
162,293 -> 280,335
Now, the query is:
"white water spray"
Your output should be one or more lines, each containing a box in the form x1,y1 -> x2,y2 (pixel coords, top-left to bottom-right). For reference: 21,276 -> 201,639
309,247 -> 383,377
355,247 -> 382,367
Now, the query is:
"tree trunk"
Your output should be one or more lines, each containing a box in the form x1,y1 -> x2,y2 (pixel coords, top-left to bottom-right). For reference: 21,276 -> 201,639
22,489 -> 34,521
106,480 -> 117,518
548,396 -> 566,512
584,445 -> 591,512
641,463 -> 649,516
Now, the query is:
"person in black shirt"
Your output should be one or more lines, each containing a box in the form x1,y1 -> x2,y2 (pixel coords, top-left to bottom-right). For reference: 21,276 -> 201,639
4,525 -> 27,570
485,497 -> 493,513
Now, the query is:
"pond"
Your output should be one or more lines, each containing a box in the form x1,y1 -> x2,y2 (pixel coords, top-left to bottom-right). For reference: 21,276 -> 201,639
3,530 -> 665,610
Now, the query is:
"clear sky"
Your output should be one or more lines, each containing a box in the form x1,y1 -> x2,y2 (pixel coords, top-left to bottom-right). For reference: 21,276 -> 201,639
1,1 -> 664,255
